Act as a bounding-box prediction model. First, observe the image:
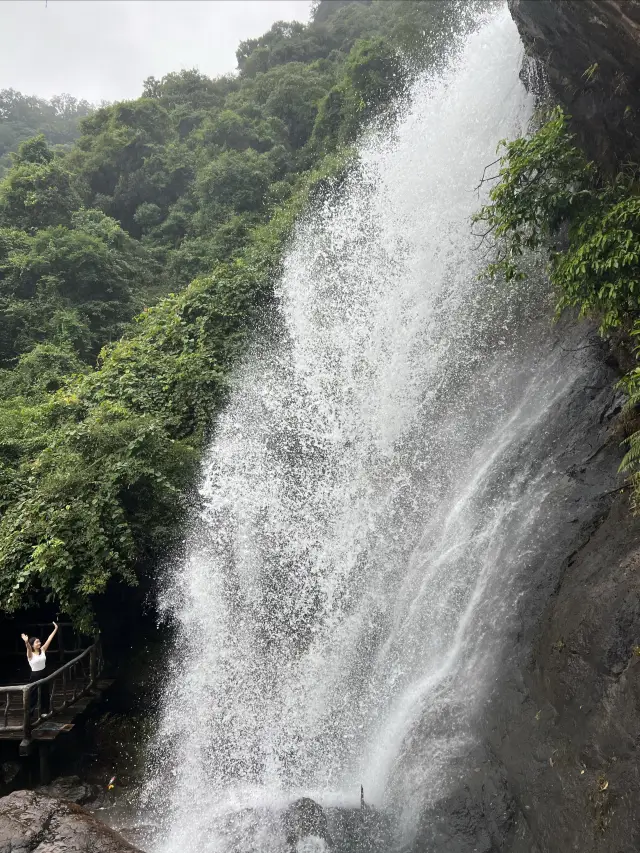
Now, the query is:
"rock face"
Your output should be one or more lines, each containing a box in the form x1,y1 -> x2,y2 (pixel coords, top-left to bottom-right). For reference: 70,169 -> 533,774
416,506 -> 640,853
508,0 -> 640,172
409,321 -> 640,852
488,494 -> 640,852
0,790 -> 143,853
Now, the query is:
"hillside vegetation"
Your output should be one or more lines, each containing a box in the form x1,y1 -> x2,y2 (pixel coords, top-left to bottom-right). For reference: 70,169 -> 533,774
0,0 -> 489,627
0,89 -> 94,177
474,106 -> 640,503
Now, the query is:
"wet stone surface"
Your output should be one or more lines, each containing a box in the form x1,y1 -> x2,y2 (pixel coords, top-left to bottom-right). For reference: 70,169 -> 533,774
0,789 -> 143,853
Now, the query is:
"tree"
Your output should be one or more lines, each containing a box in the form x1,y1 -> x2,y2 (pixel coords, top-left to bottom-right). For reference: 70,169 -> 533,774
69,99 -> 182,236
236,21 -> 330,77
0,88 -> 93,175
313,37 -> 408,149
0,135 -> 82,231
193,149 -> 273,233
0,209 -> 154,364
262,64 -> 331,148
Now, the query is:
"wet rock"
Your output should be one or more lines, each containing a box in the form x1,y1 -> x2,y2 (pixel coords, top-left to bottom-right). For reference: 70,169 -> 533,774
412,749 -> 538,853
36,774 -> 101,805
415,493 -> 640,853
283,798 -> 332,850
403,324 -> 640,853
325,806 -> 393,853
508,0 -> 640,173
0,789 -> 143,852
490,494 -> 640,853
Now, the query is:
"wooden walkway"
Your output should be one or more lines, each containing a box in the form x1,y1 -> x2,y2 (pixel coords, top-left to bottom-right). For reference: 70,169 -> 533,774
0,640 -> 112,755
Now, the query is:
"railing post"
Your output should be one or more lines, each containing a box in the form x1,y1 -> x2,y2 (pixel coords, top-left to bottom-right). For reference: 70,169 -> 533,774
62,665 -> 68,710
20,687 -> 32,755
49,675 -> 56,715
89,644 -> 97,689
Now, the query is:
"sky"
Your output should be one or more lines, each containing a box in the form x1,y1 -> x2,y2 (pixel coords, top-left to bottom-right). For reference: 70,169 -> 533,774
0,0 -> 312,104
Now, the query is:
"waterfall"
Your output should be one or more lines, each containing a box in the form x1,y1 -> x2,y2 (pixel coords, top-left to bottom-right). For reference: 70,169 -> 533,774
144,7 -> 592,851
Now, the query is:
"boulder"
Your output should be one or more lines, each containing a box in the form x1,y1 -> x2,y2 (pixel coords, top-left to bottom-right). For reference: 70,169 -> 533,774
283,798 -> 332,850
35,774 -> 100,806
0,789 -> 143,853
281,799 -> 392,853
324,806 -> 393,853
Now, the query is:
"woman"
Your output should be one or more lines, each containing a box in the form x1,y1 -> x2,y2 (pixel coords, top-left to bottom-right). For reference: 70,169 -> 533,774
21,622 -> 58,717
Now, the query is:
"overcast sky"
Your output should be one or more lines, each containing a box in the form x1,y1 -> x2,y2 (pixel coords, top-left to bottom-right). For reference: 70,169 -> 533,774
0,0 -> 312,104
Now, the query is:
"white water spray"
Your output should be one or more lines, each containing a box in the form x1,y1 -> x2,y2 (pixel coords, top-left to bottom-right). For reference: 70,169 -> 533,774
145,8 -> 591,851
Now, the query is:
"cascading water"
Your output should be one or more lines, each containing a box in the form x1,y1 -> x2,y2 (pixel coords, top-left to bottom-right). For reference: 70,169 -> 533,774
143,7 -> 594,851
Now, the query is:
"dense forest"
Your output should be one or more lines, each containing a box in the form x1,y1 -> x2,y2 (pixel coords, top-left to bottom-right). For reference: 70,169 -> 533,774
0,0 -> 492,628
0,89 -> 94,177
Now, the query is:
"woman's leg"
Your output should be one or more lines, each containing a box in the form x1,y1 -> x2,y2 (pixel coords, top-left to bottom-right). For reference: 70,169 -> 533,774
29,671 -> 49,716
28,673 -> 38,714
41,674 -> 50,715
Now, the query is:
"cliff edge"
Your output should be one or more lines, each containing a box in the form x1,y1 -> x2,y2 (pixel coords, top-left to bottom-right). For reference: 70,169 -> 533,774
509,0 -> 640,173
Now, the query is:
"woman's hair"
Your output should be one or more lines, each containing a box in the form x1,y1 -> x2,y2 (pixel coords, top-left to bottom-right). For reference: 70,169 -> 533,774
28,637 -> 39,649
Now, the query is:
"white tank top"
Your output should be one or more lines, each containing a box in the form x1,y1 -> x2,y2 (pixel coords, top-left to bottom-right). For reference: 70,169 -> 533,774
29,651 -> 46,672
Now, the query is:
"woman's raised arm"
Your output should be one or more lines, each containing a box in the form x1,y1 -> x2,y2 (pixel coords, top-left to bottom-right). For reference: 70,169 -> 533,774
42,622 -> 58,653
21,633 -> 33,660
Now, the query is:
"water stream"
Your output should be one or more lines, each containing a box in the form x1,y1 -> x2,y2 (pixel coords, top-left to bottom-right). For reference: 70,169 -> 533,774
143,7 -> 593,851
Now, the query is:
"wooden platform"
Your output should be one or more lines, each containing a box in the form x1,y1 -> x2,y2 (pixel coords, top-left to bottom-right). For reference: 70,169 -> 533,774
0,679 -> 114,742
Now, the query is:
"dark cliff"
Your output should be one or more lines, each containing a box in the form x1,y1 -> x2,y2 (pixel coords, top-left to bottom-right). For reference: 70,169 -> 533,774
509,0 -> 640,172
414,4 -> 640,852
415,328 -> 640,853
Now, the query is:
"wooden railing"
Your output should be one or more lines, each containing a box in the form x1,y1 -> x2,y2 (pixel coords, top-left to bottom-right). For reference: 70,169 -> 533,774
0,639 -> 103,747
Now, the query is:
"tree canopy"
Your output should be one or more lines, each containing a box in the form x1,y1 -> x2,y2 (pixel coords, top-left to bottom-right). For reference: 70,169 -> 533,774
0,89 -> 94,177
0,0 -> 492,627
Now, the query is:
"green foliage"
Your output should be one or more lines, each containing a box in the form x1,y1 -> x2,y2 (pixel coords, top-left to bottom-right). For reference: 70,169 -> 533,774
0,156 -> 347,628
0,343 -> 87,398
0,208 -> 155,364
475,105 -> 640,505
0,135 -> 82,231
240,1 -> 470,79
0,89 -> 93,176
474,107 -> 640,334
554,192 -> 640,332
313,37 -> 409,149
0,0 -> 475,627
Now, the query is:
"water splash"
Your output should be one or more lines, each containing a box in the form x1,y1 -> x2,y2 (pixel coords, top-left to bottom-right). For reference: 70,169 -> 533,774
144,8 -> 590,851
